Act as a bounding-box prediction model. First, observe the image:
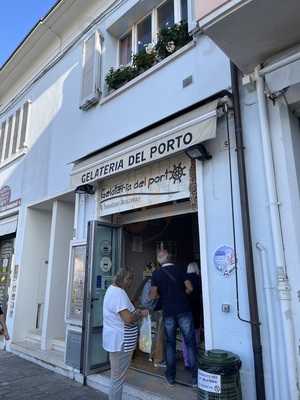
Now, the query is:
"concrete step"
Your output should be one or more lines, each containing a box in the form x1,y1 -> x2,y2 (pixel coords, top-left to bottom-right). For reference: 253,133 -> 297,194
87,369 -> 198,400
25,332 -> 42,345
51,338 -> 66,353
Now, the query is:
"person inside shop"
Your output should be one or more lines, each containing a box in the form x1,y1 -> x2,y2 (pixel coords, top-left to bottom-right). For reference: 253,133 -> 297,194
102,269 -> 148,400
0,305 -> 10,340
150,246 -> 198,387
181,261 -> 203,369
135,263 -> 165,368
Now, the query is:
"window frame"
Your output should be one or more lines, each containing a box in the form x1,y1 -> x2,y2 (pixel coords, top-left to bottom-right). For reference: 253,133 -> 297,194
118,29 -> 133,66
0,101 -> 30,168
118,0 -> 187,66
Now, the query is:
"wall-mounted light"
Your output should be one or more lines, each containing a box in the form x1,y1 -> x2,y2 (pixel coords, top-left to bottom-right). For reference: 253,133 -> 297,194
185,143 -> 212,161
75,184 -> 95,195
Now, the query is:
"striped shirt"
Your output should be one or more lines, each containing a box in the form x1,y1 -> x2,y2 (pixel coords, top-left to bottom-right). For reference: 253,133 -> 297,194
103,285 -> 138,353
123,323 -> 138,352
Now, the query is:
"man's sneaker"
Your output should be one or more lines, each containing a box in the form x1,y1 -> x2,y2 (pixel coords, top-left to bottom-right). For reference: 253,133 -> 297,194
192,380 -> 198,389
165,377 -> 175,387
154,361 -> 167,368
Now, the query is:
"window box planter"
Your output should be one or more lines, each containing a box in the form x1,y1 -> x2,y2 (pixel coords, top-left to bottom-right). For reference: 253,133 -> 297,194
105,22 -> 192,92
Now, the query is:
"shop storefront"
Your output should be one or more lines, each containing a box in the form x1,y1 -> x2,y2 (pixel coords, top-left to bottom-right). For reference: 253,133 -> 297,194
66,96 -> 257,398
0,186 -> 20,349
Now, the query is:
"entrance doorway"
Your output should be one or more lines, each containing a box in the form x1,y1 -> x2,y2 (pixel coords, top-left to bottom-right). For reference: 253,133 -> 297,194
81,211 -> 204,389
123,212 -> 203,386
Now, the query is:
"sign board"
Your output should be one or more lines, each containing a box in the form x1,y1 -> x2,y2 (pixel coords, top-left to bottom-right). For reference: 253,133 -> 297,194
98,154 -> 191,216
198,369 -> 221,394
0,186 -> 21,213
71,100 -> 218,187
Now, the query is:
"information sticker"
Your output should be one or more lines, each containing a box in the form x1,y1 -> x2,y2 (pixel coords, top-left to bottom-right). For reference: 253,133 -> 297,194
198,369 -> 221,394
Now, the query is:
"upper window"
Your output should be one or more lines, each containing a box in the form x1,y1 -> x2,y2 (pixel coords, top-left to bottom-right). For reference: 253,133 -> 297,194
118,0 -> 188,64
137,15 -> 152,53
119,32 -> 132,65
0,101 -> 30,167
157,0 -> 174,30
180,0 -> 188,22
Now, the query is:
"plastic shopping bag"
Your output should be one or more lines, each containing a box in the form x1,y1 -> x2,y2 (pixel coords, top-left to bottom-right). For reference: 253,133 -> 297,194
139,315 -> 152,354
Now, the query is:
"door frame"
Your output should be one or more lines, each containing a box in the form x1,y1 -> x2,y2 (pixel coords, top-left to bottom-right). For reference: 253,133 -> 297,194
80,220 -> 122,379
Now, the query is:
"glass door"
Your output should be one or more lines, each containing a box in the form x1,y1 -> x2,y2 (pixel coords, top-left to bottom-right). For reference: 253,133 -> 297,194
81,221 -> 122,377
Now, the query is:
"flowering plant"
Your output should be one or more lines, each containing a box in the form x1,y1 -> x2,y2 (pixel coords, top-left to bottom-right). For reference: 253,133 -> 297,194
156,22 -> 191,60
105,22 -> 191,91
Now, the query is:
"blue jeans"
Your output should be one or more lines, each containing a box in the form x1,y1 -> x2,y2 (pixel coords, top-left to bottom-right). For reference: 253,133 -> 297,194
164,312 -> 197,383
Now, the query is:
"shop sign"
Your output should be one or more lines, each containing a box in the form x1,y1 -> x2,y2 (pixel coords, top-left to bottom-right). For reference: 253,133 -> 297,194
98,154 -> 191,216
213,245 -> 236,277
0,186 -> 21,212
198,369 -> 221,393
81,132 -> 193,185
72,100 -> 218,188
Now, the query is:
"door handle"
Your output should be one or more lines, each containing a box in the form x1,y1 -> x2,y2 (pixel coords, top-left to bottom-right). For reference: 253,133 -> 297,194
91,297 -> 100,302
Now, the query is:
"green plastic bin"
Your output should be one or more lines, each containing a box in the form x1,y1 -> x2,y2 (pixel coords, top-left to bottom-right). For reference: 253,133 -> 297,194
198,349 -> 242,400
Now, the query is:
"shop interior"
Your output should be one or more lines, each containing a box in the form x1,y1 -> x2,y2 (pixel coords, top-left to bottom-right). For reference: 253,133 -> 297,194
123,212 -> 203,386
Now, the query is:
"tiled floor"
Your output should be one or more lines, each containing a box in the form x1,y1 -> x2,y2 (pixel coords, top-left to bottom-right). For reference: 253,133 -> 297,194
0,351 -> 106,399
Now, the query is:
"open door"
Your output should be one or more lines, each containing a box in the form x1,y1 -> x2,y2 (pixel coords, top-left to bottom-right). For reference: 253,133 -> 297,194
81,221 -> 122,377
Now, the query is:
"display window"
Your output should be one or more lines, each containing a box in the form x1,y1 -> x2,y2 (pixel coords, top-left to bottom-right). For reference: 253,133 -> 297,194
66,243 -> 86,324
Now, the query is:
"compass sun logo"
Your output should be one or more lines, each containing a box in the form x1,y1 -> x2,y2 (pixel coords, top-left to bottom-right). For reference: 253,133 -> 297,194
169,162 -> 187,184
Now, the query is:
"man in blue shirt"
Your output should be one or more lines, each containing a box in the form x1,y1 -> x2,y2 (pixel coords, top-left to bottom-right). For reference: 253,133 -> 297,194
150,248 -> 197,387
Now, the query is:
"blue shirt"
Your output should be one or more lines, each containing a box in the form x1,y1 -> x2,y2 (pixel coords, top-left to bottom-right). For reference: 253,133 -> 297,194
151,264 -> 191,317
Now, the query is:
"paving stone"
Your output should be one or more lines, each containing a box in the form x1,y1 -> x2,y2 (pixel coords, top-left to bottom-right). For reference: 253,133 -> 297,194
0,351 -> 107,399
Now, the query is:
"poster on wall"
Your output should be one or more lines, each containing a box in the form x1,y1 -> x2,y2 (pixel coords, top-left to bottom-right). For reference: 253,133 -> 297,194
98,154 -> 191,216
213,245 -> 236,277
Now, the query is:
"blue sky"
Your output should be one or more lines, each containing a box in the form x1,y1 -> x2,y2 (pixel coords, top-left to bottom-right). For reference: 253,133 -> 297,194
0,0 -> 59,67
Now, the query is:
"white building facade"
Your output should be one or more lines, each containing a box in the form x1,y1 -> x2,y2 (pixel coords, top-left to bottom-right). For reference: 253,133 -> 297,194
0,0 -> 284,399
197,1 -> 300,400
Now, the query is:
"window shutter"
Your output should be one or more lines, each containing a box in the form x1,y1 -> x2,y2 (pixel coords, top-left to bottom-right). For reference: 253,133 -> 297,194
4,116 -> 13,160
80,31 -> 102,111
11,108 -> 21,155
19,101 -> 30,149
0,121 -> 6,162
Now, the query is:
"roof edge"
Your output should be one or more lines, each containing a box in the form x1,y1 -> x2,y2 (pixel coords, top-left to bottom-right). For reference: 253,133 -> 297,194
0,0 -> 63,72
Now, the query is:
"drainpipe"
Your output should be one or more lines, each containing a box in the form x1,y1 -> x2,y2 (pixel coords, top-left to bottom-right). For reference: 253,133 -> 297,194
230,63 -> 266,400
256,242 -> 284,400
255,66 -> 299,400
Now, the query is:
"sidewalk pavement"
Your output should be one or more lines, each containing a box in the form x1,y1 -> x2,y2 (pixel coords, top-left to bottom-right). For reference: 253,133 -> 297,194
0,351 -> 107,399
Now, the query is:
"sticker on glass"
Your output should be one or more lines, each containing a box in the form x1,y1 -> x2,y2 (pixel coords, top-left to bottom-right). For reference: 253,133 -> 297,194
100,257 -> 112,273
100,240 -> 112,256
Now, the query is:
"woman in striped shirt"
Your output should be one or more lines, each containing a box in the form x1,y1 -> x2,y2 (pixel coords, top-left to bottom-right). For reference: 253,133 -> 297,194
103,269 -> 148,400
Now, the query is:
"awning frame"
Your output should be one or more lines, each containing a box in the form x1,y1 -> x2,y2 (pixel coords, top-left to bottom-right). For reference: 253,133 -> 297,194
70,94 -> 231,188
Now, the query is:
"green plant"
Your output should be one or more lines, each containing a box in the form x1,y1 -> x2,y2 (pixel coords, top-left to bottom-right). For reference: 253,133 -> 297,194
105,65 -> 138,91
105,22 -> 192,91
133,50 -> 157,73
156,22 -> 192,60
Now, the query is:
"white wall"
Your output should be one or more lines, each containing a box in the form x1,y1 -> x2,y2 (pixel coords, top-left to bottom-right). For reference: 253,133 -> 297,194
239,81 -> 300,399
268,100 -> 300,385
12,208 -> 52,341
41,200 -> 74,349
197,116 -> 256,399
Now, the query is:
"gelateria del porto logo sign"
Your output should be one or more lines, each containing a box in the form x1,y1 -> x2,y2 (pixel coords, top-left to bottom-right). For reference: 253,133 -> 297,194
98,154 -> 191,216
0,186 -> 21,212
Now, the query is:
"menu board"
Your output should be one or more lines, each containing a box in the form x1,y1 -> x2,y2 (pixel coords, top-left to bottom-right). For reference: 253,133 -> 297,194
68,245 -> 86,321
